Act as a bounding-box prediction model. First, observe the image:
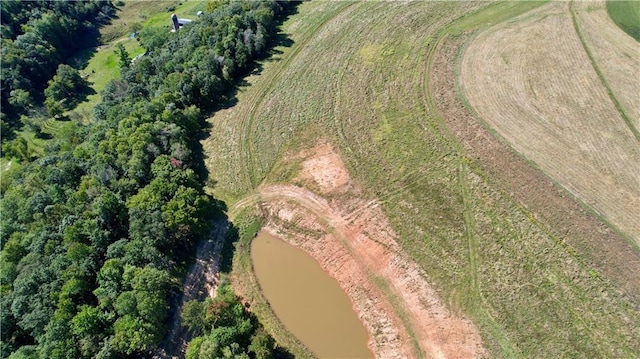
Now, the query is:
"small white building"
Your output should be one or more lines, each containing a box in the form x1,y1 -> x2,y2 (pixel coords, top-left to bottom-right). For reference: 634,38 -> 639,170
171,14 -> 194,32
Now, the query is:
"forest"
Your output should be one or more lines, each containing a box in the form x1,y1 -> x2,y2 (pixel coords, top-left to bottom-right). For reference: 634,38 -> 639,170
1,0 -> 113,135
0,1 -> 294,358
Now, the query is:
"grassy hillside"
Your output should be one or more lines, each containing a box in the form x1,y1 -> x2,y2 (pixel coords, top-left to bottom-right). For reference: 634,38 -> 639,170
204,1 -> 640,357
607,0 -> 640,41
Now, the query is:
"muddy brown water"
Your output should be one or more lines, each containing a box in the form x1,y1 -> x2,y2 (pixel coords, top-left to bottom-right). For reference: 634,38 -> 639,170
251,231 -> 373,358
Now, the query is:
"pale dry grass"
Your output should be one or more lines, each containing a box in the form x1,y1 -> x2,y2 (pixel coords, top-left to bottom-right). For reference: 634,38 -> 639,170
461,2 -> 640,244
572,0 -> 640,130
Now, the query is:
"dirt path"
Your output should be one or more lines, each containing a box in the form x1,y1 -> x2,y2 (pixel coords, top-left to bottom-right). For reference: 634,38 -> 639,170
155,217 -> 229,359
231,144 -> 486,359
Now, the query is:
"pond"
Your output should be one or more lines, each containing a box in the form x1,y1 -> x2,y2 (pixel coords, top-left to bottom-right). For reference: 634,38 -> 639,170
251,231 -> 373,358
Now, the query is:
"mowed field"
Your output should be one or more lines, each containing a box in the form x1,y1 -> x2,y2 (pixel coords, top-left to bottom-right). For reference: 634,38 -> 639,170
574,1 -> 640,127
460,1 -> 640,246
202,1 -> 640,357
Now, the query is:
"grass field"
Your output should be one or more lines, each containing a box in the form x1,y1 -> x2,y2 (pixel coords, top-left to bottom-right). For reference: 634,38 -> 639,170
202,1 -> 640,357
461,2 -> 640,246
73,38 -> 146,113
606,0 -> 640,41
572,0 -> 640,132
100,0 -> 205,42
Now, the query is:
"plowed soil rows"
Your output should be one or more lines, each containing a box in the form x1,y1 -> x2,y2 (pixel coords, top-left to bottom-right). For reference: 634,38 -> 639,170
461,2 -> 640,244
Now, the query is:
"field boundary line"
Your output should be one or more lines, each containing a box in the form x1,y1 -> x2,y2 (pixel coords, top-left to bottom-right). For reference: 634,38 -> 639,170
569,1 -> 640,142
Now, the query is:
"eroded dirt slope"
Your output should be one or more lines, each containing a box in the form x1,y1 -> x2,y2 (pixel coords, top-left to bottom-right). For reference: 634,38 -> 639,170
234,143 -> 486,359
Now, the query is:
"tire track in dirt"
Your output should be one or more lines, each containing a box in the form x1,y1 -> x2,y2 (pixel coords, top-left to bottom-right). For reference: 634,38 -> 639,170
403,5 -> 525,350
457,163 -> 480,301
420,27 -> 520,356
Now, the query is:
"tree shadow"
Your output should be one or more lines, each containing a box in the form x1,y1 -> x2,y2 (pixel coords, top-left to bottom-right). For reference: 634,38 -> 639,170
75,82 -> 98,106
34,131 -> 53,140
70,47 -> 98,70
272,30 -> 295,50
195,2 -> 301,186
273,347 -> 296,359
219,223 -> 239,274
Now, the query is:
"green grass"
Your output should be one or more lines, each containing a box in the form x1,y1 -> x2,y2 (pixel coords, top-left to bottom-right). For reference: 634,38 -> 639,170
73,38 -> 145,113
84,39 -> 145,91
607,0 -> 640,41
447,1 -> 546,35
203,1 -> 640,357
74,1 -> 207,114
142,1 -> 206,29
101,1 -> 177,43
101,0 -> 206,42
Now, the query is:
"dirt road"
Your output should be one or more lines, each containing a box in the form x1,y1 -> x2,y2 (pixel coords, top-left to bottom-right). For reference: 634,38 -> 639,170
155,217 -> 229,359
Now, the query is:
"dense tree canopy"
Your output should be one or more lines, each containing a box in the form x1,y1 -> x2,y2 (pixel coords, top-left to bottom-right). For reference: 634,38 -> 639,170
1,0 -> 114,134
1,1 -> 293,358
182,285 -> 280,359
44,64 -> 92,116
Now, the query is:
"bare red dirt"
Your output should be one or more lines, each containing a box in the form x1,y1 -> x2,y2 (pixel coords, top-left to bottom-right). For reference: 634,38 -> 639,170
236,143 -> 486,359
